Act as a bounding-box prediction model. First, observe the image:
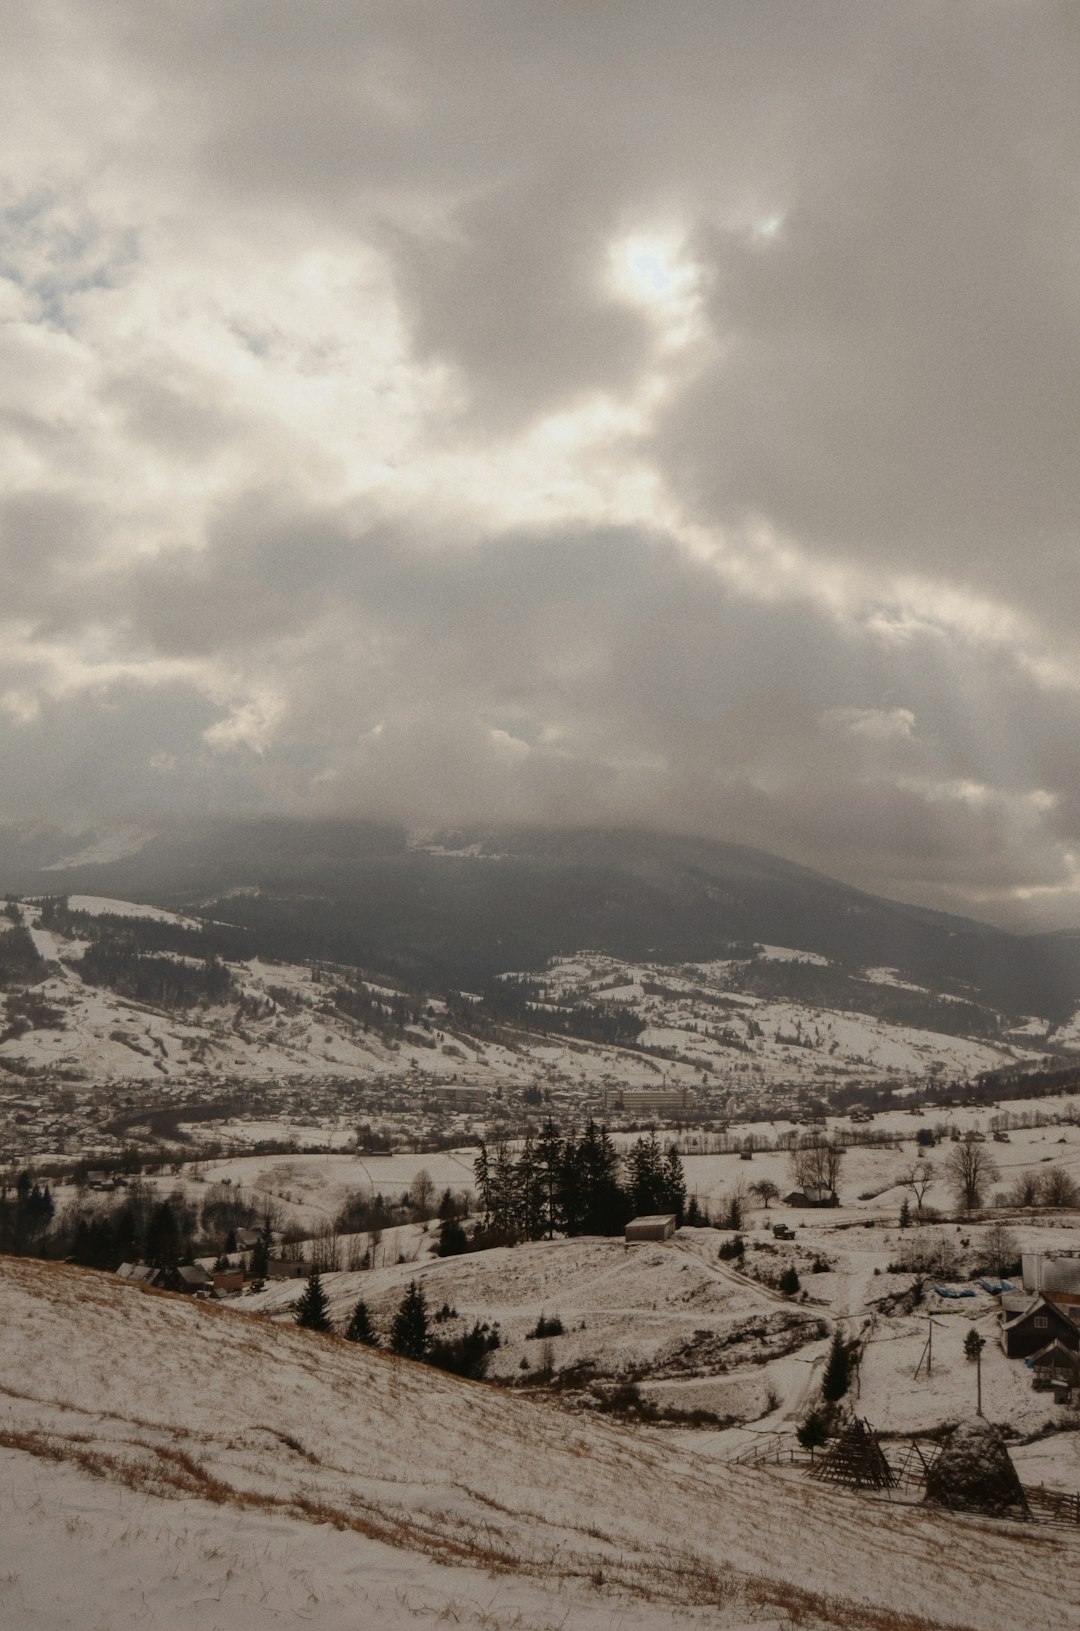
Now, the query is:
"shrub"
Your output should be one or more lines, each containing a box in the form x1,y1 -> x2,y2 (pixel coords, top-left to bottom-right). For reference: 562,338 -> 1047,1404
428,1320 -> 500,1380
527,1312 -> 565,1339
779,1266 -> 801,1296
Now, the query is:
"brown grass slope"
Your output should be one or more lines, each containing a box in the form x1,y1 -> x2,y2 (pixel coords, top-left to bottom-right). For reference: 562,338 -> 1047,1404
0,1256 -> 1074,1631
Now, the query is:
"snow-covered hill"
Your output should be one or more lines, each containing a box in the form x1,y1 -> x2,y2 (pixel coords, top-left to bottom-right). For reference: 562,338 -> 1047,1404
0,898 -> 1060,1098
0,1254 -> 1073,1631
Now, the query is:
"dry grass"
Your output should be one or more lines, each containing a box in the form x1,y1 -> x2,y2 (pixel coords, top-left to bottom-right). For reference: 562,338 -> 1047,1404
1,1253 -> 1074,1631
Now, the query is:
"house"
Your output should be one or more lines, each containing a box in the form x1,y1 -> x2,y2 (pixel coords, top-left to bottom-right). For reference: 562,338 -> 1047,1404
235,1228 -> 262,1252
998,1292 -> 1080,1359
115,1262 -> 163,1288
625,1214 -> 677,1243
1029,1339 -> 1080,1403
175,1264 -> 214,1294
211,1268 -> 245,1296
784,1185 -> 838,1208
266,1258 -> 308,1280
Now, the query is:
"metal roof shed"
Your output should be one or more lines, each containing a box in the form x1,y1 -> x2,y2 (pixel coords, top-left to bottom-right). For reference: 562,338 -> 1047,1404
625,1214 -> 676,1242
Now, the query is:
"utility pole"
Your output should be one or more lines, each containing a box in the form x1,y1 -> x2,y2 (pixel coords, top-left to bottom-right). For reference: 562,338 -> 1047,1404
976,1342 -> 982,1416
915,1315 -> 942,1381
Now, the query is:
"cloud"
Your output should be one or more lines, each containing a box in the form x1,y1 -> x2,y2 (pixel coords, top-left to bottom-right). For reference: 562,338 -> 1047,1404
3,2 -> 1080,927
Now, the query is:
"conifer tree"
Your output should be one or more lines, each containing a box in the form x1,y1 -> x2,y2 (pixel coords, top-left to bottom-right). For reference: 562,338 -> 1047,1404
436,1215 -> 468,1256
535,1118 -> 564,1238
250,1211 -> 274,1280
628,1132 -> 664,1215
294,1267 -> 332,1332
822,1331 -> 852,1401
964,1327 -> 986,1362
662,1144 -> 687,1225
515,1130 -> 545,1240
344,1297 -> 379,1345
473,1142 -> 492,1225
797,1408 -> 829,1456
390,1280 -> 431,1360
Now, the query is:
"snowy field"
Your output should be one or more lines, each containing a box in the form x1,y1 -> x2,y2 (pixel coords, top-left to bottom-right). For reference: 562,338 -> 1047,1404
6,903 -> 1071,1110
1,1255 -> 1076,1631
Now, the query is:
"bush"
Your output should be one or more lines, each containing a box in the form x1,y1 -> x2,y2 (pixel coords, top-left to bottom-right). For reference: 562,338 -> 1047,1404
779,1266 -> 801,1295
527,1312 -> 565,1339
428,1320 -> 500,1380
718,1234 -> 746,1261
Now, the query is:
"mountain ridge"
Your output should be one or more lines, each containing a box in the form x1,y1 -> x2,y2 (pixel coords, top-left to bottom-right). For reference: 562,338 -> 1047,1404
3,820 -> 1075,1019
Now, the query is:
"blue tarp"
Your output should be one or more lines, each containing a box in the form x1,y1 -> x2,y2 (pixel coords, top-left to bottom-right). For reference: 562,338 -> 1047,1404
933,1284 -> 976,1298
978,1278 -> 1000,1293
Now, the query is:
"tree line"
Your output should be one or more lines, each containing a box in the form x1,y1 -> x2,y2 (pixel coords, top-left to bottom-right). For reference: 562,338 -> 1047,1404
472,1121 -> 686,1242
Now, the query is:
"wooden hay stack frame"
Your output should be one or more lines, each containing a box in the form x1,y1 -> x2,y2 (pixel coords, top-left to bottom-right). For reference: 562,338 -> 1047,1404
810,1417 -> 897,1492
923,1420 -> 1031,1522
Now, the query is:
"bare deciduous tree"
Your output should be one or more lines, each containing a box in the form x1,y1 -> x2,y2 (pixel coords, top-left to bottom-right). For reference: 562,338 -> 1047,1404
1039,1167 -> 1078,1208
899,1158 -> 935,1219
789,1138 -> 845,1196
979,1221 -> 1018,1277
1007,1170 -> 1040,1209
944,1138 -> 999,1214
409,1168 -> 436,1220
309,1219 -> 342,1272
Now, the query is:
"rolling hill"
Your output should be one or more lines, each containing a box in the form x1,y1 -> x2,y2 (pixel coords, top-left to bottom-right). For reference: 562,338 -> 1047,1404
0,1253 -> 1074,1631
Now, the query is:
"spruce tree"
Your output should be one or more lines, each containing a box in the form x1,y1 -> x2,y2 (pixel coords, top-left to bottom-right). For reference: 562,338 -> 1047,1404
390,1280 -> 431,1360
473,1142 -> 492,1225
662,1144 -> 687,1225
964,1327 -> 986,1362
251,1212 -> 273,1280
628,1132 -> 664,1215
294,1268 -> 332,1332
436,1216 -> 468,1257
535,1118 -> 564,1239
822,1331 -> 852,1401
344,1297 -> 379,1345
797,1409 -> 829,1456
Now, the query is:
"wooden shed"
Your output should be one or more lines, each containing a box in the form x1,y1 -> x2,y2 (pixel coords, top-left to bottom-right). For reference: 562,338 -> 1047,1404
625,1214 -> 676,1243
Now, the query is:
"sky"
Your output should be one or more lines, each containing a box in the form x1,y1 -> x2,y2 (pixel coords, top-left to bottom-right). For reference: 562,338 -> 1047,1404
3,2 -> 1080,928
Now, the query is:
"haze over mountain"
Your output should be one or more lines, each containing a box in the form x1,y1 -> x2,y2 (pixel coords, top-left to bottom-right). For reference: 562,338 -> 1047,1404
5,818 -> 1080,1021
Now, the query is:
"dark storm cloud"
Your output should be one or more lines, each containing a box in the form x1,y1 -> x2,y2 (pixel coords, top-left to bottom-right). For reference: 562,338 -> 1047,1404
4,1 -> 1080,924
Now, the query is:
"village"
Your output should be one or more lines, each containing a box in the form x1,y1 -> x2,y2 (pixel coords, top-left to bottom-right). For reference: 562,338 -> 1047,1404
7,1087 -> 1071,1529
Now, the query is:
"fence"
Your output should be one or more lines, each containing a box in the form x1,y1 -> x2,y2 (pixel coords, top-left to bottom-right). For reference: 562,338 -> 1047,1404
731,1433 -> 1080,1528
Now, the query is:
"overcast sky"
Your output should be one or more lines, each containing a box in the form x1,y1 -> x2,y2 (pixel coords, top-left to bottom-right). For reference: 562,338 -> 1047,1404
4,3 -> 1080,926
